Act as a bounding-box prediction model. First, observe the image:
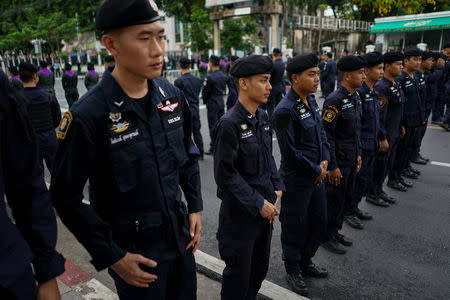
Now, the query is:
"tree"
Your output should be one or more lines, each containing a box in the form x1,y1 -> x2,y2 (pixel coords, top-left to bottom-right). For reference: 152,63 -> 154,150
350,0 -> 438,21
35,12 -> 77,53
221,16 -> 261,55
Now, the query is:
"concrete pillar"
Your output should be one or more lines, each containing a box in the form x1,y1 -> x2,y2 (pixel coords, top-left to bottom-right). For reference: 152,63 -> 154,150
214,20 -> 221,55
271,14 -> 279,50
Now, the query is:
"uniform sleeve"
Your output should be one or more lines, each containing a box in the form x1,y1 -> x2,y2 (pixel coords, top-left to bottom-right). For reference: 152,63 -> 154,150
51,112 -> 126,271
179,94 -> 203,213
322,98 -> 340,170
51,94 -> 61,128
374,84 -> 388,141
2,82 -> 65,284
320,122 -> 331,162
213,120 -> 264,216
201,77 -> 211,105
272,108 -> 322,177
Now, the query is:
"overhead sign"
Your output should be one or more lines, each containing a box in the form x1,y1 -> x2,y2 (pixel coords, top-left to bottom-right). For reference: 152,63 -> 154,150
205,0 -> 250,8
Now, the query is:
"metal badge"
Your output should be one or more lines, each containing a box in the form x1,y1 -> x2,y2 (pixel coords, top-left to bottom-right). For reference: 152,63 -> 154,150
114,100 -> 124,107
158,86 -> 166,98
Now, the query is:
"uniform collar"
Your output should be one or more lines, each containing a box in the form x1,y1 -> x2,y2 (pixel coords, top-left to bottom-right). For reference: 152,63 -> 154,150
287,88 -> 315,109
338,85 -> 354,98
234,100 -> 259,123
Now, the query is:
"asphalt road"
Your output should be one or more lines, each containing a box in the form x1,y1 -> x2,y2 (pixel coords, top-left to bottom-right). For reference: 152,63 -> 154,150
52,78 -> 450,299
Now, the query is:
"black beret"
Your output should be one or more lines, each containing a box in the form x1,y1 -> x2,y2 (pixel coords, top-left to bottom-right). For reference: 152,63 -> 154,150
421,51 -> 434,60
19,62 -> 38,73
286,53 -> 319,74
230,55 -> 273,78
337,55 -> 367,71
230,55 -> 239,63
443,42 -> 450,49
404,48 -> 422,58
362,51 -> 383,67
434,52 -> 446,60
96,0 -> 160,32
383,52 -> 404,64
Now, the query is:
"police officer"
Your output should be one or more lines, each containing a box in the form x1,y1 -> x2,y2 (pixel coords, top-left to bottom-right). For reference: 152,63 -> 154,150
367,52 -> 405,205
321,55 -> 365,254
431,53 -> 447,124
37,60 -> 56,94
266,48 -> 286,117
441,42 -> 450,131
51,1 -> 202,299
320,52 -> 337,98
272,53 -> 329,296
84,62 -> 99,91
411,51 -> 434,165
61,63 -> 79,107
8,65 -> 23,91
344,52 -> 385,229
174,57 -> 204,159
17,62 -> 61,174
389,48 -> 424,191
213,55 -> 284,300
0,68 -> 65,300
225,55 -> 239,110
202,55 -> 226,154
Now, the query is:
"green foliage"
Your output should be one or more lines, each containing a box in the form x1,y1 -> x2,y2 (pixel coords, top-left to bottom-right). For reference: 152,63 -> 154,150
221,16 -> 261,55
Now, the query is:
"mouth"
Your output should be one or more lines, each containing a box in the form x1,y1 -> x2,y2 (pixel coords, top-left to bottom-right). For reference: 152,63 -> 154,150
150,61 -> 163,69
264,93 -> 270,98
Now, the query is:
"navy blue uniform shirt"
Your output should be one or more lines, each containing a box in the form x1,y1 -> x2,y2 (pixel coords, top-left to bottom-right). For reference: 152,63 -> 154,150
272,89 -> 330,178
51,67 -> 202,271
0,69 -> 64,286
174,72 -> 202,107
202,70 -> 226,109
225,74 -> 238,110
269,58 -> 286,97
396,71 -> 424,128
213,101 -> 284,217
373,77 -> 404,141
322,86 -> 362,170
356,82 -> 381,152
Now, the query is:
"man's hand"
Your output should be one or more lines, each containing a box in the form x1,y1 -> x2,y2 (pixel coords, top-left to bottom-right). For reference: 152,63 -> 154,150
270,190 -> 283,224
401,126 -> 406,138
328,168 -> 342,186
186,212 -> 202,253
379,139 -> 389,153
357,155 -> 362,172
110,252 -> 158,288
314,161 -> 328,186
37,278 -> 61,300
260,200 -> 279,224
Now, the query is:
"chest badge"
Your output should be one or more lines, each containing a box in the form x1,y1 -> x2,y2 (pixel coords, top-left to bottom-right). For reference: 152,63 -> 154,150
300,107 -> 306,114
241,123 -> 248,130
160,100 -> 179,112
114,100 -> 124,107
343,99 -> 349,104
109,112 -> 122,123
112,121 -> 130,133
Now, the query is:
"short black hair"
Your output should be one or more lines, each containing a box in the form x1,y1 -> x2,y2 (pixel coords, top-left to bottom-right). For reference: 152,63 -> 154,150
8,66 -> 19,76
39,60 -> 48,68
209,55 -> 220,66
65,63 -> 72,71
19,62 -> 38,82
104,55 -> 115,63
326,52 -> 332,59
179,57 -> 191,69
87,63 -> 95,70
230,56 -> 239,63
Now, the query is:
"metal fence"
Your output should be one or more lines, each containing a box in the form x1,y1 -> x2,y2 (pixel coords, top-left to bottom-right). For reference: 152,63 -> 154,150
292,15 -> 373,32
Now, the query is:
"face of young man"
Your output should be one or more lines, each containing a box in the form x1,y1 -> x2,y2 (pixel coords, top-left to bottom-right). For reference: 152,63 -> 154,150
437,58 -> 445,67
240,74 -> 272,104
292,67 -> 320,95
404,56 -> 422,72
345,68 -> 365,89
365,63 -> 384,82
103,21 -> 165,80
386,61 -> 403,77
422,57 -> 434,70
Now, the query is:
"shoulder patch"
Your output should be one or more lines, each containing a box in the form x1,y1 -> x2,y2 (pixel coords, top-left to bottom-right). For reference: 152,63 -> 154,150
323,108 -> 337,123
57,111 -> 73,140
379,96 -> 387,109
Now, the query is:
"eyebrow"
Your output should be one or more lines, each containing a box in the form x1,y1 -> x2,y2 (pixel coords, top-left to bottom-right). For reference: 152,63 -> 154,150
138,28 -> 165,35
261,75 -> 270,79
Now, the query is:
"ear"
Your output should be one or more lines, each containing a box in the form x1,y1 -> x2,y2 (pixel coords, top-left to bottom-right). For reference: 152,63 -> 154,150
102,34 -> 120,57
291,73 -> 299,84
239,78 -> 248,91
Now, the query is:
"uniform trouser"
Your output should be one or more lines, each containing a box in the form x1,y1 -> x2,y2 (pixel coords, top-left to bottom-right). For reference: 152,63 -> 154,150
280,179 -> 327,274
37,131 -> 58,175
431,96 -> 445,121
325,164 -> 358,241
207,106 -> 224,151
413,110 -> 430,160
0,266 -> 37,300
391,127 -> 416,181
191,108 -> 204,154
347,150 -> 376,215
444,93 -> 450,124
109,251 -> 196,300
218,218 -> 272,300
65,91 -> 79,107
370,136 -> 400,193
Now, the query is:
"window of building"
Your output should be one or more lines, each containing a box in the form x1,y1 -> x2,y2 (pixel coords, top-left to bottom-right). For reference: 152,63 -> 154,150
175,16 -> 181,43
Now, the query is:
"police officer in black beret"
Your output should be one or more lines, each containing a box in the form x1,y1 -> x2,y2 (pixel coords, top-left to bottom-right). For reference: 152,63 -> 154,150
321,55 -> 365,254
431,52 -> 447,124
174,57 -> 204,159
266,48 -> 286,117
344,52 -> 384,229
202,55 -> 227,154
441,42 -> 450,131
367,52 -> 405,204
389,48 -> 424,191
37,60 -> 56,95
225,55 -> 239,110
272,53 -> 330,296
411,51 -> 435,165
51,1 -> 202,299
213,55 -> 284,299
0,68 -> 65,299
320,52 -> 337,98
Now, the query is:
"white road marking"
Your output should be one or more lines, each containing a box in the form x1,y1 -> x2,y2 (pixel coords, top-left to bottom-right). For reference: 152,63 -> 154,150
430,161 -> 450,168
195,250 -> 309,300
73,278 -> 119,300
